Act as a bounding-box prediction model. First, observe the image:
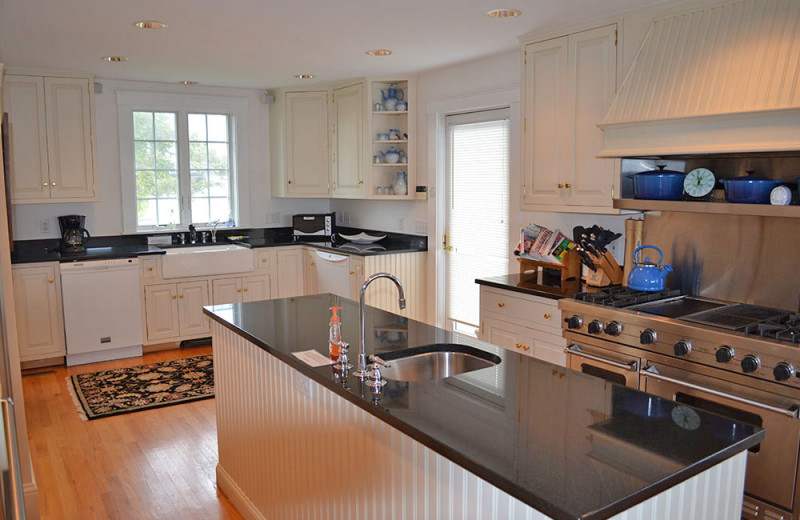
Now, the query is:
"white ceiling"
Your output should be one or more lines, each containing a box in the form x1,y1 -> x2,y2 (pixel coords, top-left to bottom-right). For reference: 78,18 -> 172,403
0,0 -> 662,90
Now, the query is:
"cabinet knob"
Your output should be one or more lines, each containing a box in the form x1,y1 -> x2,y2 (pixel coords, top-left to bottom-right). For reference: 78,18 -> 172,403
349,271 -> 355,275
147,267 -> 153,271
523,345 -> 530,351
237,288 -> 242,293
179,294 -> 184,299
544,313 -> 551,319
48,278 -> 54,283
287,180 -> 293,184
498,302 -> 505,308
261,258 -> 267,263
565,183 -> 572,189
50,182 -> 56,186
243,288 -> 248,292
557,183 -> 564,189
357,180 -> 364,185
515,343 -> 522,349
310,261 -> 315,265
42,182 -> 48,187
171,294 -> 177,299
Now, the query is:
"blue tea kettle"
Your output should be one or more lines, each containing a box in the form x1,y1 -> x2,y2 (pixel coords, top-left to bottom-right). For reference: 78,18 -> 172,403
628,245 -> 672,291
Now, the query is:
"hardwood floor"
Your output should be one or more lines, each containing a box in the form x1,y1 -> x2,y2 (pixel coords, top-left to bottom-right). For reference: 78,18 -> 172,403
22,346 -> 244,520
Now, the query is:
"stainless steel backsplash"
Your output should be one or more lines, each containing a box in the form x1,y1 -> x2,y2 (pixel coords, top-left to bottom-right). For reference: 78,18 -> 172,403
642,212 -> 800,312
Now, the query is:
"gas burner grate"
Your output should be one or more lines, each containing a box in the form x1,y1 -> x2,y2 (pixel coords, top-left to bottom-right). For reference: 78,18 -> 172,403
745,314 -> 800,344
574,288 -> 681,308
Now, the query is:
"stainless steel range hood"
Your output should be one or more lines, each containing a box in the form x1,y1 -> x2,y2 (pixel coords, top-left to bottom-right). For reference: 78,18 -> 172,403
598,0 -> 800,158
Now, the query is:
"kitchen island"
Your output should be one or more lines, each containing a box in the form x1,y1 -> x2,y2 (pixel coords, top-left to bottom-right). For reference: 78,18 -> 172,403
204,294 -> 763,520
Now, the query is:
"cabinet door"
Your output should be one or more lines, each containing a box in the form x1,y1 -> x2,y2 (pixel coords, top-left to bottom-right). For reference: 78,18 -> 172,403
276,249 -> 304,298
349,255 -> 364,300
3,75 -> 49,201
285,91 -> 329,196
566,25 -> 617,207
525,329 -> 566,367
522,37 -> 570,206
212,277 -> 242,305
331,82 -> 365,197
44,77 -> 95,200
144,284 -> 180,341
177,281 -> 210,336
242,275 -> 271,302
480,316 -> 528,356
12,265 -> 65,360
303,248 -> 319,295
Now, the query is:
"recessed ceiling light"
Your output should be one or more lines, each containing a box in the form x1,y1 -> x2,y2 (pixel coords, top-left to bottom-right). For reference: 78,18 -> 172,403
134,20 -> 167,29
102,56 -> 129,62
180,81 -> 198,85
487,9 -> 522,18
366,49 -> 392,56
295,74 -> 315,79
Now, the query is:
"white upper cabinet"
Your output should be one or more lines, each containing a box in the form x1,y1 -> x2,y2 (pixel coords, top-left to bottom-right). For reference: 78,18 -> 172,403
270,89 -> 330,197
331,82 -> 366,198
521,24 -> 618,212
3,72 -> 98,203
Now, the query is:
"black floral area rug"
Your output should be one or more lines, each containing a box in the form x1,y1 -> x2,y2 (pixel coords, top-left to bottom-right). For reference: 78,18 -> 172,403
68,355 -> 214,420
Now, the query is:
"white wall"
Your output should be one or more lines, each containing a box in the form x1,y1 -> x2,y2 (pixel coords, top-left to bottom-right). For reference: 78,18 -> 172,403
12,78 -> 329,240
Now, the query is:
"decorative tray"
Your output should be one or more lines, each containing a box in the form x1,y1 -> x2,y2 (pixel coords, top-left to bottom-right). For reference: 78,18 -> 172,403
338,232 -> 386,244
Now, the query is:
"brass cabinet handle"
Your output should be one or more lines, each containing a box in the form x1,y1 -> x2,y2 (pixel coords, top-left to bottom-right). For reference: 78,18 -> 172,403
51,182 -> 56,186
557,183 -> 564,189
357,180 -> 364,184
287,180 -> 293,184
171,294 -> 177,299
48,278 -> 54,283
349,271 -> 355,275
523,345 -> 530,351
147,267 -> 153,271
237,288 -> 242,293
310,261 -> 315,265
261,257 -> 267,263
515,343 -> 522,349
544,313 -> 551,319
243,287 -> 248,292
179,294 -> 184,299
42,182 -> 48,187
565,183 -> 572,189
498,302 -> 505,308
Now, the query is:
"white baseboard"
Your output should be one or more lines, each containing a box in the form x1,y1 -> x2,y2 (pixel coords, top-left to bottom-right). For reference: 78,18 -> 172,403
23,482 -> 39,519
216,464 -> 264,520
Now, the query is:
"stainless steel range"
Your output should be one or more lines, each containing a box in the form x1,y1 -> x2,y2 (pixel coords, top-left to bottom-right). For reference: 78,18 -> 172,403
559,287 -> 800,520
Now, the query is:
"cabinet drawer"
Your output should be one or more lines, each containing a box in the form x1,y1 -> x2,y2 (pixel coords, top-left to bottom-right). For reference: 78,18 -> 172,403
140,257 -> 160,281
254,250 -> 273,271
480,288 -> 560,332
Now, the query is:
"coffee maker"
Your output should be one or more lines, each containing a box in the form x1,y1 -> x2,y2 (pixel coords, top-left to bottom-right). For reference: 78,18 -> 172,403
58,215 -> 90,253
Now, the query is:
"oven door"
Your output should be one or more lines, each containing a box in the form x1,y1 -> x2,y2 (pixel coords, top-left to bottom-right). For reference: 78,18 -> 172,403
640,362 -> 800,513
563,335 -> 640,389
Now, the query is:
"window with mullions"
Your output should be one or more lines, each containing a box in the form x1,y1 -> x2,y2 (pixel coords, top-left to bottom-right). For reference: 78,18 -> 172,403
134,112 -> 179,227
188,113 -> 232,224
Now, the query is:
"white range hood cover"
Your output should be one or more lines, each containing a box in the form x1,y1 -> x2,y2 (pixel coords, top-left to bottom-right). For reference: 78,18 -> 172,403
599,0 -> 800,157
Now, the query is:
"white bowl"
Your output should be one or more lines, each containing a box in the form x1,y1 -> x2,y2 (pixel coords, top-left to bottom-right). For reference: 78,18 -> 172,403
338,232 -> 386,244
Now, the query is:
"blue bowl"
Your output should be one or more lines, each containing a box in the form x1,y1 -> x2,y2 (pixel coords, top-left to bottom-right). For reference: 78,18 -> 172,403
723,178 -> 782,204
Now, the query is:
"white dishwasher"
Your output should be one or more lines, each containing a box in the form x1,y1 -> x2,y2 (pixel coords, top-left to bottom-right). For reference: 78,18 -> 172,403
315,251 -> 351,299
60,258 -> 143,366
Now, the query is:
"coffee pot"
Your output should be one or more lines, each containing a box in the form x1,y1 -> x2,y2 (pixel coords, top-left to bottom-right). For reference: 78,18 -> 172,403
58,215 -> 90,253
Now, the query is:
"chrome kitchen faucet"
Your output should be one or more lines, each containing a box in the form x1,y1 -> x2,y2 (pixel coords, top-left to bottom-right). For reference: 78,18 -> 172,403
356,273 -> 406,379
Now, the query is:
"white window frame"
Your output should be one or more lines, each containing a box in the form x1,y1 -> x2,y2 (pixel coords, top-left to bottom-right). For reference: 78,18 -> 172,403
117,90 -> 250,233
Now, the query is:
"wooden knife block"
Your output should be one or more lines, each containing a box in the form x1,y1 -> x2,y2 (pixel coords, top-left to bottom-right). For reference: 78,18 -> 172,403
517,249 -> 581,295
582,251 -> 624,287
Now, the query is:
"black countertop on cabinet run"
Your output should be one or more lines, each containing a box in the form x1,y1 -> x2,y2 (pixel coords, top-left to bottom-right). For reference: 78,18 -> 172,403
476,273 -> 574,300
11,227 -> 426,264
204,294 -> 764,520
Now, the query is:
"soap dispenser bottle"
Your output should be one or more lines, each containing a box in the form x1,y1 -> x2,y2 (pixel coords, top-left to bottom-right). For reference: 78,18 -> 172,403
328,306 -> 344,361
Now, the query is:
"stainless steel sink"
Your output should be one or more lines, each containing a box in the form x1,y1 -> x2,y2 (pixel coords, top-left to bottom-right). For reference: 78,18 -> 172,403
375,344 -> 501,382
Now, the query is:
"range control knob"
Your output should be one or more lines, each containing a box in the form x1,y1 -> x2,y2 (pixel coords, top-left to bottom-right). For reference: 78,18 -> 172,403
673,340 -> 692,357
715,346 -> 735,363
640,329 -> 658,345
566,315 -> 583,330
773,362 -> 796,382
587,320 -> 604,334
605,321 -> 623,336
741,355 -> 761,374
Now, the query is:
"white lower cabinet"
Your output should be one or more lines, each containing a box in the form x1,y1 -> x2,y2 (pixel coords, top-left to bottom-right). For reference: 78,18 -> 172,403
276,248 -> 304,298
144,281 -> 209,341
11,263 -> 66,361
212,275 -> 272,305
479,285 -> 565,366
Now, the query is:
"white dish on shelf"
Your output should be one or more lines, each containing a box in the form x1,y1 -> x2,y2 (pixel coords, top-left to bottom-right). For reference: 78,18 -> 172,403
338,232 -> 386,244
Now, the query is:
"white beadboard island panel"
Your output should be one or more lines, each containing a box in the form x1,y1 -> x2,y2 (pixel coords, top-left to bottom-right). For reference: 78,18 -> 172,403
211,320 -> 748,520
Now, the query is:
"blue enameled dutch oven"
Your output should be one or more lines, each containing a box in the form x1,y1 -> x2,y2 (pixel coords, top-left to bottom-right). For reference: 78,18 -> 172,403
722,176 -> 783,204
627,165 -> 686,201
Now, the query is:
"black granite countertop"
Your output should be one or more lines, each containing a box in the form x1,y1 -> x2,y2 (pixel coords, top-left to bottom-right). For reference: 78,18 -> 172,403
476,273 -> 576,300
12,227 -> 426,264
204,294 -> 764,520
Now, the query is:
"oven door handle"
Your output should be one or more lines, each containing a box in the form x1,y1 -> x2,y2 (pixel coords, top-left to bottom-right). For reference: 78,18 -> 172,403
565,344 -> 639,372
641,365 -> 799,419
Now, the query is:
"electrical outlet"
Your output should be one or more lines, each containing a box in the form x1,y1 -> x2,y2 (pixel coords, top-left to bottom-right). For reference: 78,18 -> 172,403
414,220 -> 428,233
343,211 -> 351,224
397,216 -> 405,231
268,211 -> 281,224
40,219 -> 50,234
295,373 -> 313,399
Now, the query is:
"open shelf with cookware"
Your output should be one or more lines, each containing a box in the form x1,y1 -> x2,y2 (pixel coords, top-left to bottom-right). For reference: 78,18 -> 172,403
613,198 -> 800,217
368,78 -> 415,199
